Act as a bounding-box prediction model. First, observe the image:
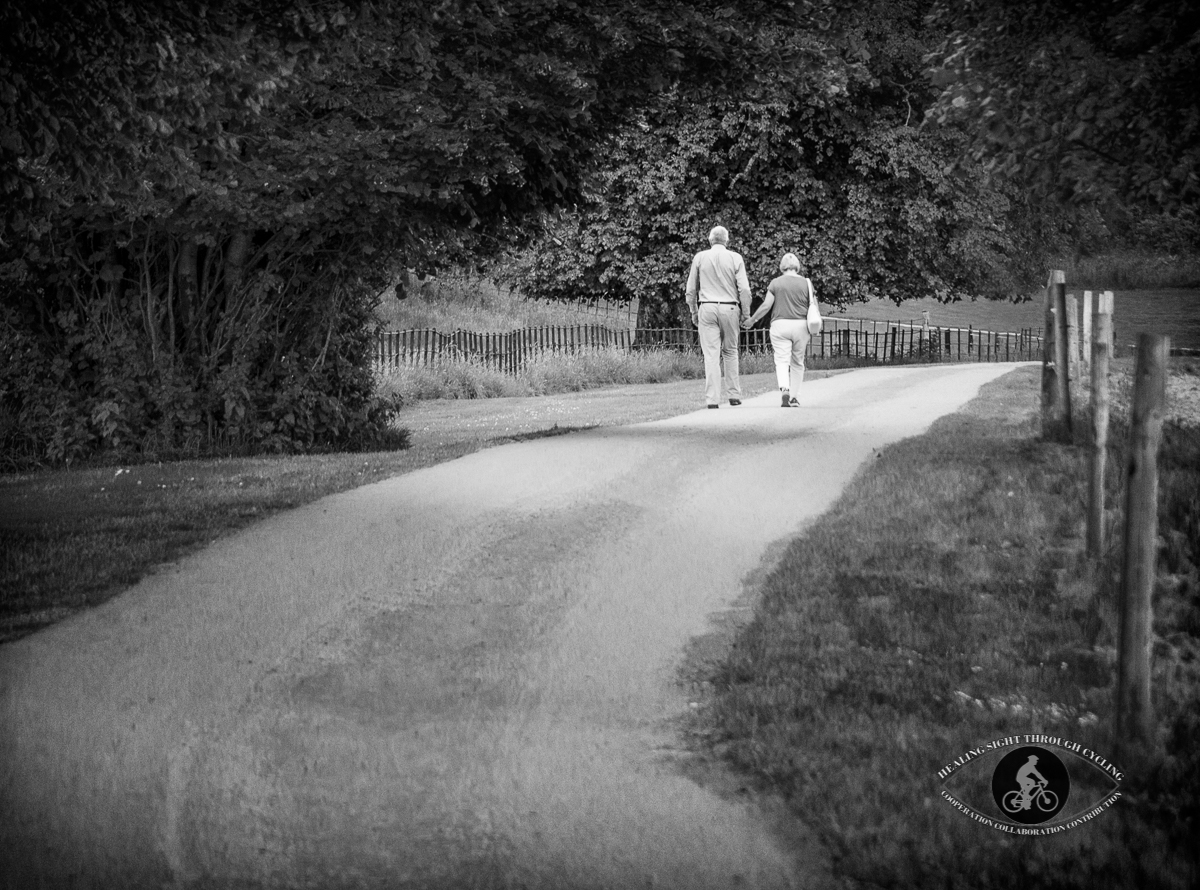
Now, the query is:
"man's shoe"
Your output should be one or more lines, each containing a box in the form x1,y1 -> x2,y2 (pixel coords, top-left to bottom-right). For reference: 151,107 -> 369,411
728,399 -> 742,406
707,404 -> 719,409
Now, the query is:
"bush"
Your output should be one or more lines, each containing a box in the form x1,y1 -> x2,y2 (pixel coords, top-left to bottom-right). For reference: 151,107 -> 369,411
0,271 -> 403,469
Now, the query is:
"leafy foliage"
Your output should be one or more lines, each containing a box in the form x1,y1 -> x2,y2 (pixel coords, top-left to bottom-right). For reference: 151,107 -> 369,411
507,0 -> 1022,323
924,0 -> 1200,226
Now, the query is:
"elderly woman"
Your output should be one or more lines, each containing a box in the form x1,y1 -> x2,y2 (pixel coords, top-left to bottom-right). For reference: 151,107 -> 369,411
743,253 -> 817,407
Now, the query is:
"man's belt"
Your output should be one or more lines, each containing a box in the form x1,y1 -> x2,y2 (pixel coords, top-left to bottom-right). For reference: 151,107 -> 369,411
699,301 -> 738,305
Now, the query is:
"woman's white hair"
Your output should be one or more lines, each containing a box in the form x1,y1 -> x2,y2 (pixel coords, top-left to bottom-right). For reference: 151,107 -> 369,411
779,252 -> 801,272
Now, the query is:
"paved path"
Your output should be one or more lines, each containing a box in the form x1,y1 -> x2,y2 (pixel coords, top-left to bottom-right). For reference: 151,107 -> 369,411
1,364 -> 1026,889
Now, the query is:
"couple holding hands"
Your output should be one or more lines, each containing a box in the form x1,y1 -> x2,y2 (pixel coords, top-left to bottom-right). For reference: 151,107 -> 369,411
684,225 -> 820,409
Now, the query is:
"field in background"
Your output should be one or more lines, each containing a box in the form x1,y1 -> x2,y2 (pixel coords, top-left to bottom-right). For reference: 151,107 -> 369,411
1052,252 -> 1200,290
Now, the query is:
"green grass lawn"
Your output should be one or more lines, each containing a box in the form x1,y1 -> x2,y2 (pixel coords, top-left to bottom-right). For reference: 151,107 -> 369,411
689,363 -> 1200,890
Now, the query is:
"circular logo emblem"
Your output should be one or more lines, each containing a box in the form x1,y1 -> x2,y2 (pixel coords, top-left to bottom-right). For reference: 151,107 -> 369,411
991,746 -> 1069,824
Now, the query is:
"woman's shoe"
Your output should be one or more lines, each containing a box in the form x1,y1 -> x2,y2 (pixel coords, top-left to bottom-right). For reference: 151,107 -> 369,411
788,397 -> 800,407
781,392 -> 793,407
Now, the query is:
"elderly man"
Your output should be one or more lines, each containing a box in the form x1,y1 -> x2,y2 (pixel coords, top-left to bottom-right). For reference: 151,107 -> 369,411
685,225 -> 752,408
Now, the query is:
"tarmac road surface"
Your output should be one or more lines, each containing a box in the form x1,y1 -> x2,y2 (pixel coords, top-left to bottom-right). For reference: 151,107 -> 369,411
0,363 -> 1026,889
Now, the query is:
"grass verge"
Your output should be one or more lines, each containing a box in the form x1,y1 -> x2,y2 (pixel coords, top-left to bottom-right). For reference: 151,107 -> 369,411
691,363 -> 1199,888
0,449 -> 427,644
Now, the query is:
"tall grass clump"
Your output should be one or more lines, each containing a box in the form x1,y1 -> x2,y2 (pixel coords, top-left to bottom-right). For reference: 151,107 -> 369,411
375,358 -> 530,402
521,348 -> 701,393
376,347 -> 739,403
698,364 -> 1199,889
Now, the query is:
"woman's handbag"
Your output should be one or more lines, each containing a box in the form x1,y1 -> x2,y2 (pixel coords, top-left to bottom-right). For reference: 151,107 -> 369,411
806,285 -> 822,336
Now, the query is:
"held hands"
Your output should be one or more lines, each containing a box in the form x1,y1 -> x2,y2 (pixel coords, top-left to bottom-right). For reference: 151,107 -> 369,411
740,316 -> 755,330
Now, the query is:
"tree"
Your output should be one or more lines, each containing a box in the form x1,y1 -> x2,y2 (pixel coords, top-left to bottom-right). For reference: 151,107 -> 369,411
924,0 -> 1200,247
508,0 -> 1021,323
2,0 -> 329,463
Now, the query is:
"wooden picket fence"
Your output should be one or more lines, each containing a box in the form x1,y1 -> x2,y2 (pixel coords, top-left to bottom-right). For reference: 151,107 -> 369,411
376,325 -> 637,374
376,317 -> 1044,373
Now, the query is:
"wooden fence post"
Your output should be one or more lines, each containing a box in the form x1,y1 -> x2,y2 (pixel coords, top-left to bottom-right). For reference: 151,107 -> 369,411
1081,291 -> 1093,378
1066,293 -> 1080,382
1115,332 -> 1169,771
1086,291 -> 1114,558
1041,270 -> 1072,441
1042,273 -> 1058,432
1054,279 -> 1072,431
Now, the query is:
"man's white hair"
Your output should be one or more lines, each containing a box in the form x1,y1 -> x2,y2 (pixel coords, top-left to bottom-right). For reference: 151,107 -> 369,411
708,226 -> 729,245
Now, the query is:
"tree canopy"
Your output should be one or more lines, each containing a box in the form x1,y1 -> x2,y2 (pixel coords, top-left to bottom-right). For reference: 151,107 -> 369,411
1,0 -> 741,269
924,0 -> 1200,245
2,0 -> 763,464
508,0 -> 1023,322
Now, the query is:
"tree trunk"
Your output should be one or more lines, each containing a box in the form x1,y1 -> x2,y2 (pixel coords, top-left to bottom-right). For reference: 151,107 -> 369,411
225,230 -> 251,298
178,238 -> 199,353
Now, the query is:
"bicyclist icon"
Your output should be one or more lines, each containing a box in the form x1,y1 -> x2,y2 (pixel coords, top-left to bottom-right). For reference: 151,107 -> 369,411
1004,755 -> 1057,814
991,746 -> 1069,824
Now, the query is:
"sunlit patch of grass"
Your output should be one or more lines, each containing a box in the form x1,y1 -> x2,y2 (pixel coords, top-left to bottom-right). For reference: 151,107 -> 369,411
523,348 -> 702,392
374,270 -> 635,332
